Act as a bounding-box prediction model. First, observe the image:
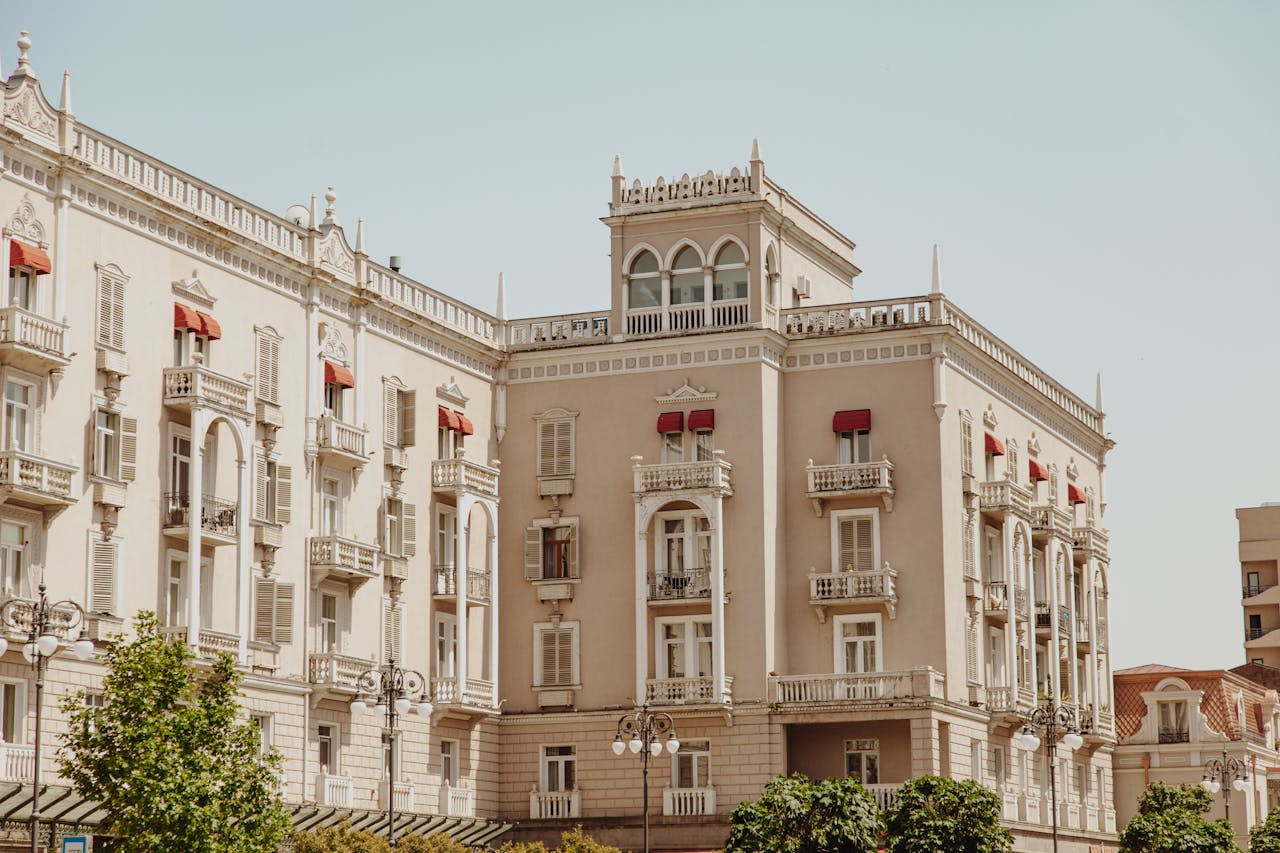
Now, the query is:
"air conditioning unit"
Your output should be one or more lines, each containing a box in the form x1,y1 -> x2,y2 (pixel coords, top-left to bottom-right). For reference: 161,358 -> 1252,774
795,275 -> 812,299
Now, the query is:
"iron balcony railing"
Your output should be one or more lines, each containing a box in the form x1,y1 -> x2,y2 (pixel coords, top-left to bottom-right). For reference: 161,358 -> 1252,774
163,492 -> 238,537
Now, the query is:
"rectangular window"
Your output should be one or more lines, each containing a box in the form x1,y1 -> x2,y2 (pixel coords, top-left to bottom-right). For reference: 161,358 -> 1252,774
382,597 -> 403,664
435,614 -> 457,678
661,431 -> 684,464
994,745 -> 1007,786
1247,572 -> 1262,596
0,521 -> 25,599
535,623 -> 579,687
170,434 -> 192,506
988,628 -> 1006,686
96,264 -> 128,350
673,740 -> 711,788
254,329 -> 280,405
317,724 -> 338,773
382,498 -> 416,559
525,521 -> 580,582
440,739 -> 459,784
320,475 -> 342,537
657,617 -> 713,679
835,615 -> 881,674
694,430 -> 714,462
1157,701 -> 1189,743
836,430 -> 870,465
436,507 -> 457,578
542,745 -> 577,792
536,418 -> 575,478
4,380 -> 32,452
844,739 -> 879,784
960,416 -> 974,476
323,382 -> 345,420
253,576 -> 295,646
88,532 -> 119,614
0,682 -> 22,743
833,510 -> 877,573
970,738 -> 983,782
984,527 -> 1003,582
383,384 -> 416,448
250,714 -> 271,755
165,556 -> 184,626
9,267 -> 35,311
93,410 -> 120,480
437,424 -> 463,460
320,592 -> 339,653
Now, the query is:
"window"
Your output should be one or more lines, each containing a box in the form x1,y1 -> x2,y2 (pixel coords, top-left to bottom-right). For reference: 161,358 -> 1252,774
382,497 -> 417,558
535,622 -> 579,687
970,738 -> 983,782
440,739 -> 459,784
172,328 -> 210,367
88,531 -> 120,614
1005,439 -> 1018,482
1158,700 -> 1189,743
164,554 -> 211,629
9,265 -> 36,311
250,714 -> 272,755
323,382 -> 345,420
984,527 -> 1003,582
764,251 -> 777,306
435,613 -> 457,678
837,430 -> 870,465
993,745 -> 1007,787
628,251 -> 661,309
960,413 -> 974,477
253,576 -> 295,645
382,732 -> 400,778
165,556 -> 184,626
988,628 -> 1006,686
542,746 -> 577,792
536,412 -> 576,478
657,616 -> 712,679
524,522 -> 578,581
835,615 -> 881,674
654,511 -> 711,593
1247,572 -> 1262,597
661,430 -> 683,464
0,521 -> 27,598
712,242 -> 748,301
4,380 -> 33,451
93,409 -> 136,482
169,434 -> 192,512
95,263 -> 128,350
436,506 -> 457,575
319,591 -> 340,653
320,474 -> 344,536
844,739 -> 879,784
437,414 -> 464,459
252,454 -> 292,525
0,681 -> 23,743
673,740 -> 711,789
382,596 -> 403,664
254,327 -> 280,405
317,723 -> 338,773
832,509 -> 877,573
669,246 -> 703,307
694,429 -> 714,462
383,381 -> 416,447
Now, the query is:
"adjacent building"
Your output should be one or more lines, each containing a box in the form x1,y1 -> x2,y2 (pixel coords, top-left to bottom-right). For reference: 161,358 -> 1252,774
0,32 -> 1117,851
1238,504 -> 1280,666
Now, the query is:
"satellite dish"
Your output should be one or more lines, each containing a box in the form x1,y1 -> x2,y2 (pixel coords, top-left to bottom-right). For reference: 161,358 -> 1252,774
284,204 -> 311,228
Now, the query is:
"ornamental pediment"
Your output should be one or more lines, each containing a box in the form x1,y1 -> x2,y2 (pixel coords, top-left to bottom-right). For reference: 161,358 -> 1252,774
319,229 -> 355,279
2,78 -> 56,141
654,379 -> 718,405
172,270 -> 216,307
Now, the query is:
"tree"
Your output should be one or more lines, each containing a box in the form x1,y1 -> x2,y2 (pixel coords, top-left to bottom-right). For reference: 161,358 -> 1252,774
58,611 -> 292,853
1250,807 -> 1280,853
724,773 -> 884,853
293,821 -> 472,853
883,775 -> 1012,853
1117,781 -> 1237,853
497,827 -> 622,853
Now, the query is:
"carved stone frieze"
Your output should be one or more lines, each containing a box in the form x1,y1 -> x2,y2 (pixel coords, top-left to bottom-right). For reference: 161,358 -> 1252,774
4,194 -> 45,244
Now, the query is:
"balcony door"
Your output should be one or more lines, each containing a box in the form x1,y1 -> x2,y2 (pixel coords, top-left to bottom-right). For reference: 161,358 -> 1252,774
834,615 -> 882,676
656,617 -> 712,679
655,510 -> 711,588
435,613 -> 458,679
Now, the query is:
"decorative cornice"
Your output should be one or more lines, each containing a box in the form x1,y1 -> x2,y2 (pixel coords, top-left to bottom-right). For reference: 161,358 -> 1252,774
654,379 -> 718,405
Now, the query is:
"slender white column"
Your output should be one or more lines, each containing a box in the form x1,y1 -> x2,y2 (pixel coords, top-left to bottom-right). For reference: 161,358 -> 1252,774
186,409 -> 206,651
455,497 -> 471,702
659,272 -> 671,332
52,176 -> 69,322
634,502 -> 648,706
1088,561 -> 1101,721
1067,561 -> 1080,704
1002,514 -> 1016,696
709,498 -> 726,703
702,266 -> 714,327
235,452 -> 250,662
487,523 -> 499,707
353,307 -> 366,426
1046,539 -> 1060,699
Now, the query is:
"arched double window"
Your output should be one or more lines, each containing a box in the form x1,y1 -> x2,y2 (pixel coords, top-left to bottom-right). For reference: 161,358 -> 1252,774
669,247 -> 703,306
628,251 -> 661,309
712,242 -> 748,301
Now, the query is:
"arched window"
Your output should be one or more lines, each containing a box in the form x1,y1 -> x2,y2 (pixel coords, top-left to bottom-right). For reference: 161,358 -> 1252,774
713,242 -> 748,301
628,251 -> 661,309
764,249 -> 776,306
669,247 -> 702,305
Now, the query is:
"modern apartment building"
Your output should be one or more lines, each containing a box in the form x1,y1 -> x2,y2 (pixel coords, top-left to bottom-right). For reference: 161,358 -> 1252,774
0,33 -> 1116,851
1238,504 -> 1280,666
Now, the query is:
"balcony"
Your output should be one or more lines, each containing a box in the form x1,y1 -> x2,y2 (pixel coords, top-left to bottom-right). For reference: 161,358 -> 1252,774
865,783 -> 903,814
315,415 -> 369,467
1035,603 -> 1071,637
159,626 -> 240,660
985,685 -> 1036,721
308,651 -> 372,694
0,449 -> 75,515
162,493 -> 239,546
984,581 -> 1016,620
378,778 -> 415,812
431,456 -> 499,500
648,567 -> 711,603
1244,583 -> 1277,601
530,789 -> 580,820
162,363 -> 252,421
0,305 -> 70,373
431,677 -> 499,716
805,458 -> 895,515
979,480 -> 1032,519
432,565 -> 492,605
308,534 -> 378,586
646,676 -> 734,707
440,782 -> 475,817
1073,525 -> 1109,561
317,771 -> 353,808
1076,616 -> 1092,648
1030,504 -> 1073,540
624,299 -> 752,337
663,786 -> 716,817
809,567 -> 898,620
633,457 -> 732,498
0,742 -> 34,783
769,668 -> 945,708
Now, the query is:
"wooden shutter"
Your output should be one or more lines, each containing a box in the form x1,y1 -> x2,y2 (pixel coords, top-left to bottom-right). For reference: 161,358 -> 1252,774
275,465 -> 292,525
402,502 -> 416,558
256,333 -> 279,405
962,515 -> 976,579
961,418 -> 973,476
855,517 -> 874,571
96,270 -> 126,350
383,383 -> 400,446
554,421 -> 573,476
119,417 -> 138,482
383,598 -> 403,663
524,527 -> 543,580
537,422 -> 556,477
253,453 -> 269,522
567,524 -> 579,579
838,516 -> 875,572
273,582 -> 294,645
254,577 -> 275,644
540,627 -> 575,687
90,537 -> 117,613
401,390 -> 416,447
966,616 -> 979,683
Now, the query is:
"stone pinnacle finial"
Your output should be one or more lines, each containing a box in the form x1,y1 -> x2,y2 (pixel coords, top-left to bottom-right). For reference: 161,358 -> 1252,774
308,193 -> 319,231
496,272 -> 506,321
59,69 -> 71,113
931,244 -> 942,294
612,154 -> 623,177
14,31 -> 32,78
1095,372 -> 1104,412
354,218 -> 365,253
751,137 -> 762,162
322,186 -> 339,226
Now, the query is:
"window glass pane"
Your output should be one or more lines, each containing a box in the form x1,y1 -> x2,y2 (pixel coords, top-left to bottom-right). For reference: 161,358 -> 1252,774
713,268 -> 748,301
629,278 -> 661,308
715,243 -> 745,266
630,252 -> 659,275
669,272 -> 702,304
672,247 -> 700,271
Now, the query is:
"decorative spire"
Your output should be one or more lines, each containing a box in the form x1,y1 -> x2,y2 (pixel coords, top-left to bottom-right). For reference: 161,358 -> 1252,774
749,138 -> 765,191
308,193 -> 319,232
14,31 -> 32,78
354,218 -> 365,253
612,154 -> 623,177
751,137 -> 762,162
496,272 -> 506,321
322,186 -> 339,226
1095,372 -> 1104,412
59,69 -> 71,114
931,244 -> 942,294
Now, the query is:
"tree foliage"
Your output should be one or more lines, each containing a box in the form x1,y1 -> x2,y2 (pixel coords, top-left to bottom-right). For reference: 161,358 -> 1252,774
724,773 -> 884,853
497,827 -> 623,853
58,611 -> 292,853
1117,781 -> 1237,853
1250,807 -> 1280,853
884,775 -> 1013,853
293,821 -> 472,853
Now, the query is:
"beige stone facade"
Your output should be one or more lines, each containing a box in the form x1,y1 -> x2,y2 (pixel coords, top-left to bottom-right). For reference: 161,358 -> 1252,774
0,33 -> 1116,851
1239,504 -> 1280,666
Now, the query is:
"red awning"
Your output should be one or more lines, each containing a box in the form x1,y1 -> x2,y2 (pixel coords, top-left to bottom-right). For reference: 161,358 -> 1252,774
196,311 -> 221,340
174,303 -> 203,332
985,432 -> 1006,456
323,360 -> 355,388
456,412 -> 474,436
688,409 -> 715,431
656,412 -> 683,433
438,406 -> 462,431
832,409 -> 871,432
1028,459 -> 1049,482
1067,483 -> 1087,505
9,240 -> 50,274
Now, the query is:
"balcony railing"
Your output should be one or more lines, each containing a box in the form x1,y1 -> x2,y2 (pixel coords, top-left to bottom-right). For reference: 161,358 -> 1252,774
308,651 -> 372,690
431,456 -> 499,499
781,297 -> 936,337
0,449 -> 75,507
1035,604 -> 1071,635
441,782 -> 475,817
432,565 -> 492,603
1157,728 -> 1190,744
432,677 -> 497,710
1030,504 -> 1073,538
864,783 -> 903,813
649,567 -> 711,601
160,626 -> 239,659
317,771 -> 353,807
770,668 -> 945,705
979,480 -> 1032,517
316,415 -> 369,463
1248,626 -> 1266,641
163,492 -> 238,539
646,676 -> 734,706
1076,616 -> 1091,643
1073,525 -> 1109,559
0,304 -> 70,367
508,310 -> 610,350
1244,584 -> 1275,599
810,567 -> 896,603
0,743 -> 34,783
162,363 -> 252,417
664,786 -> 716,817
530,788 -> 580,820
806,460 -> 894,494
633,458 -> 732,496
985,581 -> 1009,613
624,299 -> 752,337
309,534 -> 378,584
378,778 -> 415,812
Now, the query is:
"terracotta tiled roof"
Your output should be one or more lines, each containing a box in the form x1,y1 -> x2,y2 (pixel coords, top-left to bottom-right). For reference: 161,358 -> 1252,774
1115,664 -> 1280,743
1115,663 -> 1188,675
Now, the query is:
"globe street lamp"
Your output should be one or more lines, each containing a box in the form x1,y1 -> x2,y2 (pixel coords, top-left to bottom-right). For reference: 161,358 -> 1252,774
350,659 -> 431,847
1016,703 -> 1084,853
0,583 -> 93,853
611,707 -> 679,853
1201,746 -> 1249,823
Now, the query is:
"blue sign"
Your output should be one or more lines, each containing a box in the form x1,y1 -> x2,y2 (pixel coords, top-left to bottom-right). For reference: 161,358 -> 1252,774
61,838 -> 88,853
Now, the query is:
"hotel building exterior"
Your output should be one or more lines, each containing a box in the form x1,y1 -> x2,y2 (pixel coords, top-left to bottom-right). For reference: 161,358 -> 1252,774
0,33 -> 1116,851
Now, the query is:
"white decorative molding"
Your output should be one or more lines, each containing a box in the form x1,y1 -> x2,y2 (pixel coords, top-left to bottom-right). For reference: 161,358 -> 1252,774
437,376 -> 469,407
4,194 -> 46,244
1066,458 -> 1079,480
171,270 -> 217,308
1122,679 -> 1228,746
3,86 -> 56,139
654,379 -> 718,405
318,322 -> 349,362
533,406 -> 579,421
319,231 -> 355,276
1027,431 -> 1041,456
982,404 -> 999,430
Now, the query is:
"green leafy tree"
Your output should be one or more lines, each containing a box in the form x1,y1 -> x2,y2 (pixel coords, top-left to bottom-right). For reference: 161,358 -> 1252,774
724,773 -> 884,853
1250,807 -> 1280,853
293,821 -> 472,853
1117,781 -> 1237,853
58,611 -> 292,853
497,827 -> 621,853
884,775 -> 1012,853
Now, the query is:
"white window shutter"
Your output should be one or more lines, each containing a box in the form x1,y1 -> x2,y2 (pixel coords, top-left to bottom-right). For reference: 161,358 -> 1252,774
403,503 -> 416,558
525,527 -> 543,580
382,598 -> 404,663
855,517 -> 875,572
254,578 -> 275,645
120,417 -> 138,482
253,453 -> 269,523
401,390 -> 415,447
383,383 -> 399,446
567,524 -> 579,579
256,333 -> 279,405
275,465 -> 292,525
537,422 -> 556,477
555,421 -> 574,476
838,518 -> 857,572
274,582 -> 294,645
90,538 -> 117,614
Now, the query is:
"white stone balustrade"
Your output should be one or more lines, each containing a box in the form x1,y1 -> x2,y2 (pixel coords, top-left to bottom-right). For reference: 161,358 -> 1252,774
317,771 -> 353,807
160,626 -> 239,659
864,783 -> 902,814
0,304 -> 69,363
770,668 -> 944,704
1073,525 -> 1109,559
315,415 -> 368,462
162,364 -> 252,418
806,459 -> 894,494
432,677 -> 497,710
663,786 -> 716,817
979,480 -> 1032,517
378,777 -> 415,812
781,296 -> 937,337
308,534 -> 378,584
530,788 -> 580,820
809,567 -> 896,602
0,742 -> 34,783
1030,504 -> 1073,537
646,676 -> 733,705
633,458 -> 732,496
0,449 -> 75,505
308,651 -> 372,690
509,311 -> 610,349
440,781 -> 475,817
431,457 -> 500,499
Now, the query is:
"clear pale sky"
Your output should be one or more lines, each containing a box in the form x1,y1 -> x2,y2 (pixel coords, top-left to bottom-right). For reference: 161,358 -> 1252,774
11,2 -> 1278,670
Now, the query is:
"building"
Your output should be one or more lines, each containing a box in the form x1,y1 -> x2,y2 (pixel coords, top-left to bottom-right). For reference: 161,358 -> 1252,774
1113,663 -> 1280,848
0,31 -> 1116,851
1238,504 -> 1280,666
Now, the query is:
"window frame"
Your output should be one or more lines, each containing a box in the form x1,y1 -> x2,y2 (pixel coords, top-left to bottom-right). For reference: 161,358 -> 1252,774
435,612 -> 458,679
93,408 -> 122,481
440,738 -> 460,785
2,373 -> 37,453
8,265 -> 37,312
0,679 -> 26,745
654,509 -> 712,583
540,745 -> 577,793
843,738 -> 879,784
533,621 -> 581,689
524,517 -> 580,582
711,241 -> 749,302
829,507 -> 880,575
672,739 -> 712,789
535,409 -> 577,480
317,583 -> 347,654
317,722 -> 340,774
836,429 -> 870,465
655,615 -> 713,679
833,613 -> 883,674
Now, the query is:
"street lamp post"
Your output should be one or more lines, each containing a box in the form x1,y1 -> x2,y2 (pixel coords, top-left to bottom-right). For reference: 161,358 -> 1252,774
351,659 -> 432,848
0,583 -> 94,853
611,707 -> 679,853
1201,746 -> 1249,823
1016,703 -> 1084,853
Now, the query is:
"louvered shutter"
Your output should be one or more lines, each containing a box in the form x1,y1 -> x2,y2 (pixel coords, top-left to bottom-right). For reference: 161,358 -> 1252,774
538,422 -> 556,477
120,417 -> 137,482
255,333 -> 279,405
963,516 -> 976,579
965,616 -> 979,683
855,517 -> 874,571
383,383 -> 400,446
961,419 -> 973,476
402,502 -> 416,558
253,453 -> 269,522
97,271 -> 126,350
567,524 -> 579,579
274,583 -> 294,645
275,465 -> 292,524
401,390 -> 415,447
254,577 -> 275,644
838,517 -> 875,572
383,598 -> 404,663
109,274 -> 126,348
838,518 -> 857,572
540,628 -> 575,687
90,538 -> 117,613
525,527 -> 543,580
554,421 -> 573,476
